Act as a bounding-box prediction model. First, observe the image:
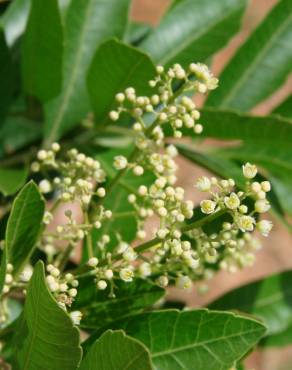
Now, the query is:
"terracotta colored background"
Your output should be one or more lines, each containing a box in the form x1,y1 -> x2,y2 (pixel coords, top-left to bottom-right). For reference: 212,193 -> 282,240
131,1 -> 292,369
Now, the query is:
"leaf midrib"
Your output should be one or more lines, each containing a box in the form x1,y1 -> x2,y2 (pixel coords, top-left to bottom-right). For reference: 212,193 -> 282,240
151,327 -> 263,358
156,1 -> 244,64
220,10 -> 292,106
6,186 -> 31,253
46,0 -> 94,144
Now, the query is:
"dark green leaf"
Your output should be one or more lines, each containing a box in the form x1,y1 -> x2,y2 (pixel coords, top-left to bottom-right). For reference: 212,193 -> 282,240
6,181 -> 45,273
206,0 -> 292,111
80,330 -> 153,370
0,243 -> 7,295
0,117 -> 42,157
22,0 -> 63,102
0,0 -> 30,46
87,39 -> 156,127
12,261 -> 82,370
200,108 -> 292,147
73,277 -> 164,329
0,30 -> 13,126
273,95 -> 292,119
209,271 -> 292,336
140,0 -> 247,67
85,309 -> 266,369
0,167 -> 28,196
44,0 -> 131,145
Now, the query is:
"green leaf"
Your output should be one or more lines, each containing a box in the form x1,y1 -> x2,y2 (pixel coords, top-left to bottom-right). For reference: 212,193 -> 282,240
0,167 -> 28,196
44,0 -> 131,145
85,309 -> 266,369
12,261 -> 82,370
209,270 -> 292,336
0,117 -> 42,157
22,0 -> 63,102
125,22 -> 152,45
73,277 -> 164,329
6,181 -> 45,273
140,0 -> 247,67
206,0 -> 292,111
0,243 -> 7,295
200,108 -> 292,147
0,30 -> 13,126
0,0 -> 30,46
87,39 -> 156,127
80,330 -> 153,370
273,95 -> 292,119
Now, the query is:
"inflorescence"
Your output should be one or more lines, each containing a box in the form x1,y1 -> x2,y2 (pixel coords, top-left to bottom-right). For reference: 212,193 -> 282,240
0,63 -> 273,327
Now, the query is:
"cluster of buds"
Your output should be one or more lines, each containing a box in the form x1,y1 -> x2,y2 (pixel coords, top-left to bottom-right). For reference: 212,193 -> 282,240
109,63 -> 218,180
32,145 -> 106,208
2,263 -> 14,294
184,163 -> 273,273
46,265 -> 79,310
87,257 -> 115,290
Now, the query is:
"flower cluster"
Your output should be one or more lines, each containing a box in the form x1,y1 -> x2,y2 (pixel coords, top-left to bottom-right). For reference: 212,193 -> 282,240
46,265 -> 79,309
187,163 -> 273,273
109,63 -> 218,179
32,145 -> 106,208
0,62 -> 275,332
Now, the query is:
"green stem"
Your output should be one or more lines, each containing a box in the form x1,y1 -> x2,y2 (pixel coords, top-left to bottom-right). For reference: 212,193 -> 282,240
95,79 -> 189,205
84,212 -> 93,258
56,243 -> 75,271
100,209 -> 227,265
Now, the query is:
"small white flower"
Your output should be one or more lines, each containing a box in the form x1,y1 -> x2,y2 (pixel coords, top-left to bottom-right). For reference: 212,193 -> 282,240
157,275 -> 168,287
39,179 -> 52,194
176,276 -> 192,290
120,268 -> 134,282
200,199 -> 216,214
123,247 -> 137,262
96,187 -> 106,197
261,181 -> 271,192
43,211 -> 53,225
194,124 -> 203,134
113,155 -> 128,170
19,265 -> 33,282
97,280 -> 107,290
88,257 -> 98,267
133,165 -> 144,176
115,93 -> 125,102
195,176 -> 211,192
68,288 -> 77,297
166,145 -> 178,157
242,163 -> 257,179
257,220 -> 273,237
237,215 -> 255,232
70,311 -> 82,325
37,150 -> 48,161
109,111 -> 119,121
255,199 -> 270,213
224,192 -> 240,210
104,269 -> 114,280
51,142 -> 60,152
139,262 -> 151,277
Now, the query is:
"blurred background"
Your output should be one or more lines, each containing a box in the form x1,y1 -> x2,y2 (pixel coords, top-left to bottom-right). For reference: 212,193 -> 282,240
131,1 -> 292,369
